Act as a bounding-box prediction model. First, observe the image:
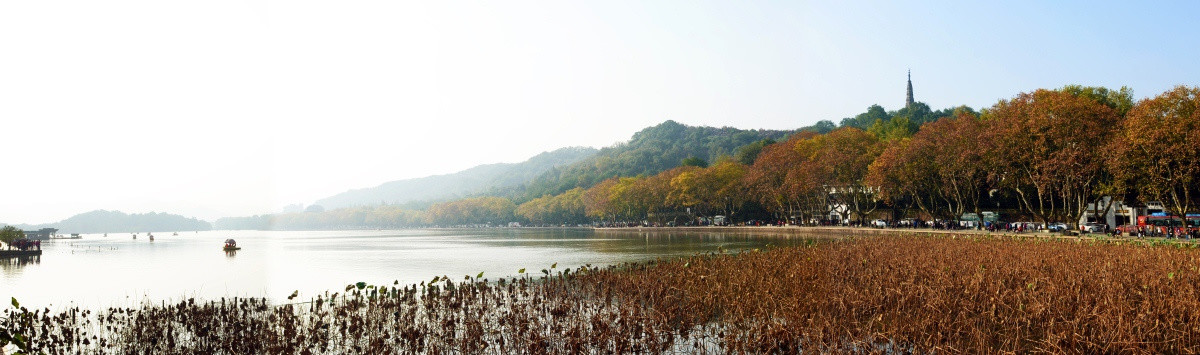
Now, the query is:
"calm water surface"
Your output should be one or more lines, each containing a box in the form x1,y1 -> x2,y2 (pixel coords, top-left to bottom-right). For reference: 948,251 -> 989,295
2,228 -> 802,308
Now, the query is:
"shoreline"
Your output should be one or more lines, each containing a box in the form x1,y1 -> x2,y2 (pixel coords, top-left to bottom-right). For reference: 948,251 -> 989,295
591,225 -> 1196,244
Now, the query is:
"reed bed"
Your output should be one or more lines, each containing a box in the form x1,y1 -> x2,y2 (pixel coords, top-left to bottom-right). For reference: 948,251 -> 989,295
5,234 -> 1200,353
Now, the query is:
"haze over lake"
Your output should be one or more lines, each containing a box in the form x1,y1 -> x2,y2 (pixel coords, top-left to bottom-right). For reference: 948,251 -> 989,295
2,229 -> 799,308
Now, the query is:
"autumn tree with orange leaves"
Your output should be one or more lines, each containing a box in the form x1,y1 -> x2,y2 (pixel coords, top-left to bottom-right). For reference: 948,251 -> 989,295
516,188 -> 588,226
1112,86 -> 1200,221
743,132 -> 833,224
984,88 -> 1123,228
870,108 -> 991,222
804,127 -> 883,225
582,178 -> 618,223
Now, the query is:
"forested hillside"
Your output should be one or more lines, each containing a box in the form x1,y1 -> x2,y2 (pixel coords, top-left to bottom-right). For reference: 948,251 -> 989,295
9,210 -> 211,234
518,120 -> 814,201
314,146 -> 597,209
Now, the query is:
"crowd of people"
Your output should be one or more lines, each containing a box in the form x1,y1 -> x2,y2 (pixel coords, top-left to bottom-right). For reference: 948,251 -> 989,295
1121,225 -> 1199,240
4,239 -> 41,251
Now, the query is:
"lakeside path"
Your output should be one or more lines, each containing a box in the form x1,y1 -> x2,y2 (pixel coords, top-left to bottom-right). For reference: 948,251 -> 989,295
593,225 -> 1198,244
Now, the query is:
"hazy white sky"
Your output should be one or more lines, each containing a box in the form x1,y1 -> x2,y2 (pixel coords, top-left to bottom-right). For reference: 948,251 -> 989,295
2,1 -> 1198,224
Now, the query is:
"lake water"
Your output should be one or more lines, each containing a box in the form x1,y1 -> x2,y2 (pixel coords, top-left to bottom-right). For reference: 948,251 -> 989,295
1,228 -> 803,309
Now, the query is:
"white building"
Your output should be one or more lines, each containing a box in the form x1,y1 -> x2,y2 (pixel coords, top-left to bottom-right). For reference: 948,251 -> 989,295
1079,197 -> 1146,228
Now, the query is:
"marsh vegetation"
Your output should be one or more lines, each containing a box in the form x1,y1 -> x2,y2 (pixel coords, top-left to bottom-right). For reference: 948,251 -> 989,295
6,234 -> 1200,353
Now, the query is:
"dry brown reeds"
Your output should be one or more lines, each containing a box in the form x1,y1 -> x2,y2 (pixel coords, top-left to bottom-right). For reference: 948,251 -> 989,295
5,234 -> 1200,353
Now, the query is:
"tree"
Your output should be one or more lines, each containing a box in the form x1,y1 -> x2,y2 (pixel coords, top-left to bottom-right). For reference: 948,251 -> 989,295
805,120 -> 838,134
1112,86 -> 1200,221
1,226 -> 24,249
608,177 -> 648,222
583,178 -> 619,223
523,121 -> 793,200
427,197 -> 516,226
744,135 -> 802,221
669,160 -> 747,222
868,115 -> 917,141
734,139 -> 775,165
680,157 -> 708,168
891,102 -> 934,126
1059,85 -> 1135,116
868,138 -> 936,220
804,127 -> 884,224
516,188 -> 588,226
840,104 -> 891,129
666,166 -> 706,217
984,88 -> 1123,227
744,131 -> 829,224
930,110 -> 991,223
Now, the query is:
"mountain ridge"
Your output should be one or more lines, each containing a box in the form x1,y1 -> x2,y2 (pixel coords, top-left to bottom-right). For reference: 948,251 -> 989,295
312,146 -> 598,210
5,210 -> 212,234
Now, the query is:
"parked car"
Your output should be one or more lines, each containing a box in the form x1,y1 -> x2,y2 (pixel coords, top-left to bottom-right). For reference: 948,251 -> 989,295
871,219 -> 887,228
1081,223 -> 1105,233
1047,223 -> 1068,232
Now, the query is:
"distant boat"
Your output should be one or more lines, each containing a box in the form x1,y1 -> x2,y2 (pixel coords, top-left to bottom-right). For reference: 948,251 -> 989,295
223,239 -> 241,251
172,232 -> 178,236
149,235 -> 155,241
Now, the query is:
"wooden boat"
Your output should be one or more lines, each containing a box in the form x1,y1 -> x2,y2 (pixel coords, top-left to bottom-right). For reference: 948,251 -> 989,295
223,239 -> 241,251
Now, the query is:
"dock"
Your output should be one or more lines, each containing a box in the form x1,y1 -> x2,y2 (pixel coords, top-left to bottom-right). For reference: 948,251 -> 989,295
0,249 -> 43,258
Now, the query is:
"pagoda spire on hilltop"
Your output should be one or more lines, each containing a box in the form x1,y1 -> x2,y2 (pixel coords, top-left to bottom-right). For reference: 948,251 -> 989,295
905,69 -> 914,109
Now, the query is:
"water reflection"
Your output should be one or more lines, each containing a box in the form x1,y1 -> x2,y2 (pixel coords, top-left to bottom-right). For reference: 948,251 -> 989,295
3,228 -> 823,308
457,229 -> 809,251
1,255 -> 41,277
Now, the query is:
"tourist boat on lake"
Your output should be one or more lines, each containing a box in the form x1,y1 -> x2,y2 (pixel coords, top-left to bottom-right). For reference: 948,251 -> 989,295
223,239 -> 241,251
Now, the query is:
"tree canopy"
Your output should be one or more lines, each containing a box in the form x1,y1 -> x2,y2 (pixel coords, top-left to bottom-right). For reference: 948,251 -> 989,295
216,84 -> 1200,230
1,225 -> 26,247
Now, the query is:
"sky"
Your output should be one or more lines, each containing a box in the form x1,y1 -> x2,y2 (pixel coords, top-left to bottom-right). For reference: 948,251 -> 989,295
1,1 -> 1198,224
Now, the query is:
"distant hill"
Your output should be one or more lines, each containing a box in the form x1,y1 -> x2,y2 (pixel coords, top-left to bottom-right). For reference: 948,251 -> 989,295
7,210 -> 212,234
313,146 -> 598,210
518,120 -> 800,200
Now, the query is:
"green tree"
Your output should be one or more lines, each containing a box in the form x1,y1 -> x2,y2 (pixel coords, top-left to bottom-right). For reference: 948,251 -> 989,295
803,120 -> 838,134
680,156 -> 708,168
840,104 -> 891,129
867,115 -> 916,141
1,226 -> 25,249
734,139 -> 775,165
1059,85 -> 1135,116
